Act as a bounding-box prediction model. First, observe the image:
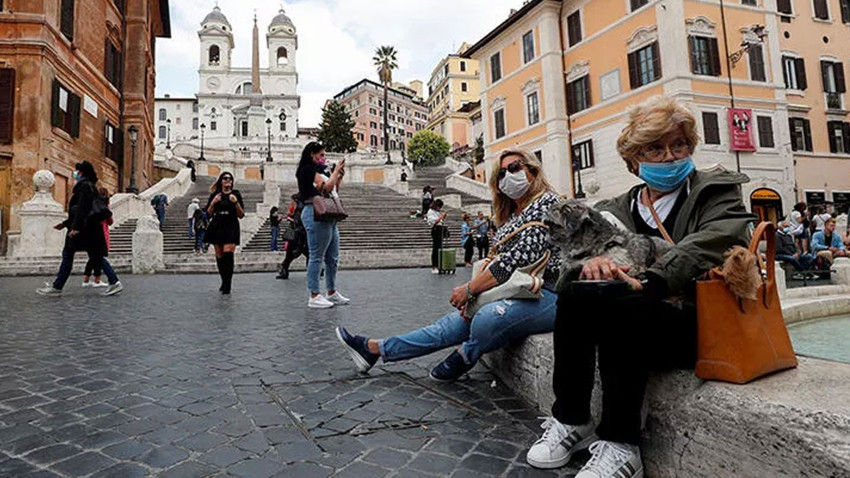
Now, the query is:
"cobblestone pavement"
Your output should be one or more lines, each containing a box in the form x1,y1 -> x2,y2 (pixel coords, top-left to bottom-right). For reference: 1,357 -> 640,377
0,270 -> 583,477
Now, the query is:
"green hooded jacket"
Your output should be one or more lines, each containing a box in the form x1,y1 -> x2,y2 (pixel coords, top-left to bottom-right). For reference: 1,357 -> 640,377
594,168 -> 757,295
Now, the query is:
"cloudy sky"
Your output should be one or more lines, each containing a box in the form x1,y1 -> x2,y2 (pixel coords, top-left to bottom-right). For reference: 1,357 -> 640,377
155,0 -> 522,127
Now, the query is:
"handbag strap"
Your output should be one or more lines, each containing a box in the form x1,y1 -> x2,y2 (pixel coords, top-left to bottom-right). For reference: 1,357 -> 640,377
643,188 -> 675,244
749,221 -> 776,306
488,221 -> 547,258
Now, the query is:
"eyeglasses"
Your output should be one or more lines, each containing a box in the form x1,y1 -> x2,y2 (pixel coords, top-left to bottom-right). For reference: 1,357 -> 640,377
642,138 -> 690,162
497,161 -> 525,180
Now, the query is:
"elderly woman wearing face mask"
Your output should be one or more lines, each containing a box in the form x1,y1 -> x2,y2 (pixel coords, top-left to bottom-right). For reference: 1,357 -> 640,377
335,149 -> 564,382
526,96 -> 755,478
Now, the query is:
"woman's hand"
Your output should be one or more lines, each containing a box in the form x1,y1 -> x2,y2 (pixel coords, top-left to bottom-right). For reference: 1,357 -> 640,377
228,194 -> 237,203
449,283 -> 472,309
580,257 -> 631,280
212,193 -> 222,205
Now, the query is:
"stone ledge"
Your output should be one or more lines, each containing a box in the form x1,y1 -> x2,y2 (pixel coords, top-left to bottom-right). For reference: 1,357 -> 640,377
483,315 -> 850,476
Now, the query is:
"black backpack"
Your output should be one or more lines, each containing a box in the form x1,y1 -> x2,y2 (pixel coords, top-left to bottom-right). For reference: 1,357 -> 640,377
88,187 -> 112,222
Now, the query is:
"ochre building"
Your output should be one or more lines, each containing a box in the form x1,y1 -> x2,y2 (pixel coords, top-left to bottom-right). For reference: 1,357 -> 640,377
0,0 -> 170,251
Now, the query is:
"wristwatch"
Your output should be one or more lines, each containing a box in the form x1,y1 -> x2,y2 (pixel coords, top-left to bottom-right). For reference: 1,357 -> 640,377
465,282 -> 477,301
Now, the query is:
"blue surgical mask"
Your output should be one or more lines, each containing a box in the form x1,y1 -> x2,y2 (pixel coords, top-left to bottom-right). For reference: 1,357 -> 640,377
782,226 -> 791,234
638,157 -> 695,192
72,171 -> 81,181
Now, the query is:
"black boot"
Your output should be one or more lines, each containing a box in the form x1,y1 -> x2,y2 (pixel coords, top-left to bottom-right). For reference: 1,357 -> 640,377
221,252 -> 234,294
215,256 -> 225,292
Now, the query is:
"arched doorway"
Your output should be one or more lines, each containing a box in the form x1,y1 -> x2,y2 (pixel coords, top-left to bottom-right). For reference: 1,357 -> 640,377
750,188 -> 782,224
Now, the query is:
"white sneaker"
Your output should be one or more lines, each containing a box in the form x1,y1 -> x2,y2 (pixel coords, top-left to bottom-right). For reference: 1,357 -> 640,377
93,281 -> 108,288
575,441 -> 643,478
527,417 -> 597,469
308,295 -> 335,309
327,291 -> 350,305
431,268 -> 439,274
81,280 -> 92,288
36,282 -> 62,296
103,282 -> 124,296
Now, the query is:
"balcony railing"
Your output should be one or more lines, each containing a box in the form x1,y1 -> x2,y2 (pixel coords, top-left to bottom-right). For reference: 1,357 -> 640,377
826,92 -> 842,110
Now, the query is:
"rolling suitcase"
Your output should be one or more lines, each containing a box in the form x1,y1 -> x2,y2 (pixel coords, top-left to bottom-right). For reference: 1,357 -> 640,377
439,248 -> 456,274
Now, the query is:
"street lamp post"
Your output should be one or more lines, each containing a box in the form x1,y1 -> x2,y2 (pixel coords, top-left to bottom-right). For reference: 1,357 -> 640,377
199,123 -> 206,161
573,159 -> 586,199
165,118 -> 171,149
398,134 -> 407,167
126,125 -> 139,194
265,118 -> 273,162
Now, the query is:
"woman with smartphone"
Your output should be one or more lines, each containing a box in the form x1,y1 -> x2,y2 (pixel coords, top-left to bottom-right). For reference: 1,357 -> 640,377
296,142 -> 350,309
205,171 -> 245,294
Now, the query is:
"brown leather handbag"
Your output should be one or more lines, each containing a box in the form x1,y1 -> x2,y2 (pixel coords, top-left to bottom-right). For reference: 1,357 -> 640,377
694,222 -> 797,384
312,194 -> 348,222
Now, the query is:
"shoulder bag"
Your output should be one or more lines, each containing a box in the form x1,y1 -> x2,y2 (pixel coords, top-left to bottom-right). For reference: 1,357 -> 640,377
646,200 -> 797,384
464,221 -> 550,318
313,192 -> 348,222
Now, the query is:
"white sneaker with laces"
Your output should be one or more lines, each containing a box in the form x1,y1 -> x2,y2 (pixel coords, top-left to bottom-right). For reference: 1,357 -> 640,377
103,282 -> 124,296
36,282 -> 62,296
431,268 -> 439,274
527,417 -> 597,469
327,291 -> 350,305
575,440 -> 643,478
82,280 -> 92,288
93,281 -> 108,288
308,295 -> 335,309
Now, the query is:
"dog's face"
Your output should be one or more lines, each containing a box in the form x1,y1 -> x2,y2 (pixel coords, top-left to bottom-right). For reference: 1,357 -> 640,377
547,199 -> 621,261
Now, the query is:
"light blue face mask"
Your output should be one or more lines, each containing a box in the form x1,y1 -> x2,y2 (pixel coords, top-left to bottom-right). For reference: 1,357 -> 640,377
72,171 -> 81,181
638,157 -> 695,192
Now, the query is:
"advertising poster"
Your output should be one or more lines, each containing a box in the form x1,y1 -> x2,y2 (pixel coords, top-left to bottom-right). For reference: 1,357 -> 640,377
728,108 -> 756,151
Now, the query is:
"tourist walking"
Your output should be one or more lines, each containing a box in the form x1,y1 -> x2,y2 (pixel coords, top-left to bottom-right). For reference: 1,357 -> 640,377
187,198 -> 201,238
526,96 -> 754,478
151,193 -> 169,229
37,161 -> 124,296
336,149 -> 563,382
269,206 -> 283,252
192,208 -> 207,253
276,194 -> 309,280
461,213 -> 475,267
427,199 -> 447,274
297,142 -> 349,308
81,187 -> 114,288
204,172 -> 245,294
474,211 -> 490,260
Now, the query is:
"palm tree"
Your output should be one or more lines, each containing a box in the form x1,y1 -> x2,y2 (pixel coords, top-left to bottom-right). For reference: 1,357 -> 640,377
373,45 -> 398,163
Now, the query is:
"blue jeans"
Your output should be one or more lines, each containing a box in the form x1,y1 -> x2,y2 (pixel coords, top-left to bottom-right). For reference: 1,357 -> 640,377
155,208 -> 165,228
188,218 -> 194,238
301,205 -> 339,293
270,226 -> 280,252
777,253 -> 814,271
53,246 -> 119,289
379,289 -> 558,364
195,230 -> 205,251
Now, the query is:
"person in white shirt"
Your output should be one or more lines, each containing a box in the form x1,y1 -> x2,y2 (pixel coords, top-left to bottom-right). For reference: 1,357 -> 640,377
187,198 -> 201,238
426,199 -> 447,273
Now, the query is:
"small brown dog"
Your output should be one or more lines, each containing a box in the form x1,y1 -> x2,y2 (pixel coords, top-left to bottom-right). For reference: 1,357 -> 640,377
719,245 -> 762,300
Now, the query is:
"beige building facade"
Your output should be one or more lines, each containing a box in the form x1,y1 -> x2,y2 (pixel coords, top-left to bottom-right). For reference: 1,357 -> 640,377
426,44 -> 482,154
465,0 -> 800,222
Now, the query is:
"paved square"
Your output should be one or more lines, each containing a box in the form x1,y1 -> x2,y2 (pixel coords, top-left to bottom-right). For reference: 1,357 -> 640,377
1,270 -> 582,476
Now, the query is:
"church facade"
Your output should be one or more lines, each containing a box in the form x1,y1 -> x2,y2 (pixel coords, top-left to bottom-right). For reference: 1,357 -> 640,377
155,6 -> 300,152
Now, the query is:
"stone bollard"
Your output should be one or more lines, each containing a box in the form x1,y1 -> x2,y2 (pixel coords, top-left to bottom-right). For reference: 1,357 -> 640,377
774,260 -> 787,299
8,170 -> 67,257
132,215 -> 164,274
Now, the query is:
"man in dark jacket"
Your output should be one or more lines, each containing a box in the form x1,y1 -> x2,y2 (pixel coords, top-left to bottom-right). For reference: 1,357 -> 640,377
776,220 -> 813,271
37,161 -> 123,296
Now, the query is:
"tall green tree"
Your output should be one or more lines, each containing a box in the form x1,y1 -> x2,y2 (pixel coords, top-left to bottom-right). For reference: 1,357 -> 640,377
408,130 -> 450,166
372,45 -> 398,159
317,101 -> 358,153
473,134 -> 485,164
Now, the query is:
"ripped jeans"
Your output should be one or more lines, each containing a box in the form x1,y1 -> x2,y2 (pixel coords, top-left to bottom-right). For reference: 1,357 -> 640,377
378,289 -> 557,364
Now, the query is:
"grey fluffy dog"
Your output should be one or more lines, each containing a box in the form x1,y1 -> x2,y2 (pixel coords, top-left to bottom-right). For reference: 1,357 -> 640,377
546,199 -> 673,291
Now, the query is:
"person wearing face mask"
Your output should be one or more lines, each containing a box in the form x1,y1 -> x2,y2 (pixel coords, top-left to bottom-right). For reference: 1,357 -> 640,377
335,149 -> 563,382
526,96 -> 755,477
37,161 -> 124,297
776,220 -> 814,273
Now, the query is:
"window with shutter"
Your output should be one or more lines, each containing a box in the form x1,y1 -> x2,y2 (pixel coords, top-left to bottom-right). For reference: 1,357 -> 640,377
60,0 -> 75,41
490,53 -> 502,83
522,31 -> 535,63
567,76 -> 591,114
803,119 -> 813,151
703,112 -> 721,144
630,0 -> 649,11
757,116 -> 774,148
527,92 -> 540,126
0,68 -> 14,144
68,93 -> 80,138
795,58 -> 808,89
51,79 -> 79,137
572,140 -> 594,169
629,42 -> 662,89
494,109 -> 506,139
814,0 -> 829,19
748,44 -> 766,81
841,0 -> 850,22
104,41 -> 122,89
689,36 -> 720,76
567,11 -> 582,46
777,0 -> 793,14
742,0 -> 757,5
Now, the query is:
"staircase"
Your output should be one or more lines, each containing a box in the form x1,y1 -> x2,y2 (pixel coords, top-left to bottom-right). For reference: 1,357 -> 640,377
243,182 -> 466,252
108,177 -> 268,255
408,166 -> 490,209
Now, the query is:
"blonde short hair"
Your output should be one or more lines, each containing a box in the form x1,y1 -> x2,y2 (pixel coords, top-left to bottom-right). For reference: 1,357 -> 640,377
616,96 -> 700,174
488,149 -> 554,227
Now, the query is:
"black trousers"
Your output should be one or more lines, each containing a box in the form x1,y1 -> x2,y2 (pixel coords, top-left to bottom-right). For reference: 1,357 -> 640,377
551,285 -> 697,445
477,235 -> 489,260
431,226 -> 443,268
463,239 -> 475,264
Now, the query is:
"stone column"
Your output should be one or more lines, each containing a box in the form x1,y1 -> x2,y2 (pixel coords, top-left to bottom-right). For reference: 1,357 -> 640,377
132,215 -> 164,274
774,260 -> 787,299
9,170 -> 67,257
